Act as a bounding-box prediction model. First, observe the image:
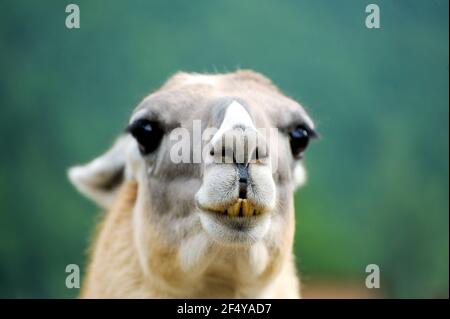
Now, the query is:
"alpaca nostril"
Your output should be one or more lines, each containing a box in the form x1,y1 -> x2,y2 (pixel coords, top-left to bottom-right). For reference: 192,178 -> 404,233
237,163 -> 248,199
239,181 -> 247,199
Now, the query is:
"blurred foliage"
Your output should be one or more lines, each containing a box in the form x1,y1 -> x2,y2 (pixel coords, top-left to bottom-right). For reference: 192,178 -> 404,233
0,0 -> 448,298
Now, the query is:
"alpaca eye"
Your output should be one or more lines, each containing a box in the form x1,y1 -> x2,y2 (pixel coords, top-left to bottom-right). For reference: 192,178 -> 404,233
128,119 -> 164,154
289,125 -> 310,158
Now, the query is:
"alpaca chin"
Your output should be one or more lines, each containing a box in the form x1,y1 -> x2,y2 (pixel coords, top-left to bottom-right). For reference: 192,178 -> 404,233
198,210 -> 272,246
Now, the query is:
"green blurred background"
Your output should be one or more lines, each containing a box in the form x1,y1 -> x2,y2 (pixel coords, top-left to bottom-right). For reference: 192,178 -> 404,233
0,0 -> 448,298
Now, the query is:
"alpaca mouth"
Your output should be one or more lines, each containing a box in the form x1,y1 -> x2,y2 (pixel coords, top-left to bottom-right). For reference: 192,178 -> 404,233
219,199 -> 261,217
197,198 -> 266,218
197,199 -> 271,245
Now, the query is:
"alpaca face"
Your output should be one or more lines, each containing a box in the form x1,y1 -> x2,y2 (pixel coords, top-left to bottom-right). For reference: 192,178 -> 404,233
127,71 -> 317,248
69,70 -> 317,252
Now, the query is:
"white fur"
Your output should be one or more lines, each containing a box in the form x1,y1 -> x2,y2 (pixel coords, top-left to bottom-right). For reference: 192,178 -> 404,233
178,231 -> 213,274
247,241 -> 269,276
210,100 -> 256,146
183,74 -> 218,86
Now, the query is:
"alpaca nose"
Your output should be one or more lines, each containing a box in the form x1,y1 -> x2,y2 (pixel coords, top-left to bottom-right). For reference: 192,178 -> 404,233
209,127 -> 267,200
209,127 -> 265,165
237,163 -> 248,199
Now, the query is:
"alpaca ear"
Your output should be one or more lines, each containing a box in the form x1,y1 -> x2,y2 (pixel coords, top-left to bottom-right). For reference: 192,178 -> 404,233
68,135 -> 133,208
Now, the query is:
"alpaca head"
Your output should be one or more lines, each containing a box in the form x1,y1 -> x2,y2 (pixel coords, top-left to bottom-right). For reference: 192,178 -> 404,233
69,70 -> 317,261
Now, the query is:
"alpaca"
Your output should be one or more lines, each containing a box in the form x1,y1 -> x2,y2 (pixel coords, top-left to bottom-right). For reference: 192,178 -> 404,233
68,70 -> 318,298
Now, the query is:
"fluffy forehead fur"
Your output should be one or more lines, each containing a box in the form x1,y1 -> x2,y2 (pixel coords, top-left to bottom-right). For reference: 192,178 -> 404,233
132,70 -> 313,132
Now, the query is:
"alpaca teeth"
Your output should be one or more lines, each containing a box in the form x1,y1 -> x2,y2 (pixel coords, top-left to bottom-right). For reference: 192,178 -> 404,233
227,200 -> 241,216
242,200 -> 254,217
225,199 -> 255,217
224,198 -> 261,217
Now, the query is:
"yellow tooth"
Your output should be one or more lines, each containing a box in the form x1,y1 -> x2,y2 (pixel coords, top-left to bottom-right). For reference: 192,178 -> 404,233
236,200 -> 243,216
242,200 -> 254,217
228,200 -> 241,216
241,200 -> 247,216
225,200 -> 258,217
